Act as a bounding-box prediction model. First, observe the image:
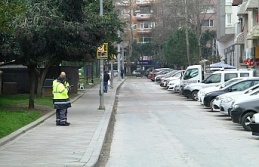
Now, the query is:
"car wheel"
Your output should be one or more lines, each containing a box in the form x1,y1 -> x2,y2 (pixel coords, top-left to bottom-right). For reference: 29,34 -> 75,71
191,90 -> 198,101
241,112 -> 255,131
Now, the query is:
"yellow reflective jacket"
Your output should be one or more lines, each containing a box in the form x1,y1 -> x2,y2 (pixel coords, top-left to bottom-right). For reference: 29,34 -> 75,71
52,79 -> 71,109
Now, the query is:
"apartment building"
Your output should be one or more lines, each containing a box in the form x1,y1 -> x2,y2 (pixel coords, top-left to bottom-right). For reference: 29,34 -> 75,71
217,0 -> 258,71
234,0 -> 259,71
201,0 -> 217,33
216,0 -> 239,66
115,0 -> 155,44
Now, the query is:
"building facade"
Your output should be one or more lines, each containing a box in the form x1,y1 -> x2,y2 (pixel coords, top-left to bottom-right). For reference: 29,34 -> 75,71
217,0 -> 259,71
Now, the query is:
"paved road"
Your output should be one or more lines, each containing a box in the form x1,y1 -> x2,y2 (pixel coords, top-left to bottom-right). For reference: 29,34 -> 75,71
105,78 -> 259,167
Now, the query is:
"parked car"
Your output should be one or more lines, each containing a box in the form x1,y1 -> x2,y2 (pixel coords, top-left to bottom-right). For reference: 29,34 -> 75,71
198,78 -> 243,105
203,77 -> 259,108
167,79 -> 181,92
160,70 -> 185,87
155,70 -> 177,82
214,84 -> 259,113
148,68 -> 170,81
230,92 -> 259,131
152,69 -> 174,82
182,70 -> 254,101
216,84 -> 259,114
144,67 -> 153,78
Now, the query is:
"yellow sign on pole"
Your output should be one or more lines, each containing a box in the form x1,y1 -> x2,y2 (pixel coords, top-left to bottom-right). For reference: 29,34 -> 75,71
97,43 -> 108,59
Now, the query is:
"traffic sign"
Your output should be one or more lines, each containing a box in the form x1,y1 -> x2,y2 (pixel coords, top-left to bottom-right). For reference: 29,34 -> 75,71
97,43 -> 108,59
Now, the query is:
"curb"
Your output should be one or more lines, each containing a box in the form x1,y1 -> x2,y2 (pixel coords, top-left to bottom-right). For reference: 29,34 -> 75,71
0,89 -> 89,147
80,79 -> 126,167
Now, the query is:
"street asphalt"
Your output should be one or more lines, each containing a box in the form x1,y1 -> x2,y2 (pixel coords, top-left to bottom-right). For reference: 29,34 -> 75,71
0,77 -> 125,167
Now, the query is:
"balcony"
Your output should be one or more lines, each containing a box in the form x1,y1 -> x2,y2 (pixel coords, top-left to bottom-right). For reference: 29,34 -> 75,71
137,28 -> 152,34
136,13 -> 153,20
136,0 -> 153,6
115,1 -> 130,7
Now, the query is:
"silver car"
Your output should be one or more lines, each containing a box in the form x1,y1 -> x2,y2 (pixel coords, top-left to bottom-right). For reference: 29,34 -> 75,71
219,84 -> 259,115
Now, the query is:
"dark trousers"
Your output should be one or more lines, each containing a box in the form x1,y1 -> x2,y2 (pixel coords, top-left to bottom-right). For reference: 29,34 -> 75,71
104,82 -> 108,93
56,109 -> 67,124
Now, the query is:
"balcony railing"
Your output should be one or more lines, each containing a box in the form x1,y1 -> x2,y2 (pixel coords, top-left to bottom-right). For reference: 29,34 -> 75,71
136,13 -> 152,20
136,0 -> 153,6
115,1 -> 130,7
137,28 -> 152,34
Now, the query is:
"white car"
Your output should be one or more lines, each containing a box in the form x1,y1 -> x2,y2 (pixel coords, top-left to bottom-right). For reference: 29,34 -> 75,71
160,70 -> 184,87
219,85 -> 259,115
167,79 -> 181,92
198,78 -> 243,105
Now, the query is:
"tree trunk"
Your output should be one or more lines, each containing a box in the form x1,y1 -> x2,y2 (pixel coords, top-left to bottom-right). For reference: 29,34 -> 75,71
27,65 -> 36,109
36,62 -> 51,97
184,0 -> 191,66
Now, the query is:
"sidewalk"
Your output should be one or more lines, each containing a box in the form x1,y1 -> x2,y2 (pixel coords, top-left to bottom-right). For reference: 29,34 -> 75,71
0,78 -> 125,167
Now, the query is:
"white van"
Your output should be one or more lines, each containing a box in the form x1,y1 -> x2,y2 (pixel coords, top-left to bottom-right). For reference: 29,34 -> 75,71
182,69 -> 255,100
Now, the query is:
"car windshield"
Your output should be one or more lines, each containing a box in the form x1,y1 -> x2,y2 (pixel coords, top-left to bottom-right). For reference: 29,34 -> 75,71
183,68 -> 198,80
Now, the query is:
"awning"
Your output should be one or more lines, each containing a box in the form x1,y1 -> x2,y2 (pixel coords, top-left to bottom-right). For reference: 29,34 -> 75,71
237,1 -> 248,16
245,0 -> 259,10
234,32 -> 244,45
247,25 -> 259,40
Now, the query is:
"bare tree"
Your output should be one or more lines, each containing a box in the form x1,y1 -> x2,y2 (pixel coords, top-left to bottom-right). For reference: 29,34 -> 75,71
114,0 -> 133,74
152,0 -> 216,63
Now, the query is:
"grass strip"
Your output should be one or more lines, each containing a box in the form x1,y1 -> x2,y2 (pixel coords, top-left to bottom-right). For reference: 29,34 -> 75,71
0,110 -> 41,138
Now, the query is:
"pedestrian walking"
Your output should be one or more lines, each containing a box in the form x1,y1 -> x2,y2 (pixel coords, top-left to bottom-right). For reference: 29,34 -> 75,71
103,71 -> 110,93
121,68 -> 124,79
52,72 -> 71,126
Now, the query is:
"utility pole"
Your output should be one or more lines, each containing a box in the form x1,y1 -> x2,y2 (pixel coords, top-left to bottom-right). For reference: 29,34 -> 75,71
117,30 -> 121,81
121,42 -> 125,76
98,0 -> 105,110
110,59 -> 114,89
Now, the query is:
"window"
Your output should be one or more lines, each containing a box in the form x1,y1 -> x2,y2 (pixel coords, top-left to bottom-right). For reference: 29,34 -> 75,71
201,6 -> 215,13
133,23 -> 137,29
140,22 -> 154,29
240,73 -> 249,77
231,81 -> 253,91
203,74 -> 221,83
226,14 -> 232,26
224,73 -> 238,82
139,36 -> 152,43
183,68 -> 198,80
139,6 -> 151,14
202,19 -> 214,27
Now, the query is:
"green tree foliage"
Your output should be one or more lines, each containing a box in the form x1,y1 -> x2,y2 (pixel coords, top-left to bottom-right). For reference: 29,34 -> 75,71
163,28 -> 199,68
0,0 -> 27,62
2,0 -> 123,108
200,30 -> 219,62
132,42 -> 154,61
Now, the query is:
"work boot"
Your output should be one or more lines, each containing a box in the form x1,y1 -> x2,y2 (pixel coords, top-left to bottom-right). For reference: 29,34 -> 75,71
58,122 -> 70,126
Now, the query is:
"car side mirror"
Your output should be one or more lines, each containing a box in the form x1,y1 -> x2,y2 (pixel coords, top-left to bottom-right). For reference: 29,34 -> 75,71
228,88 -> 232,92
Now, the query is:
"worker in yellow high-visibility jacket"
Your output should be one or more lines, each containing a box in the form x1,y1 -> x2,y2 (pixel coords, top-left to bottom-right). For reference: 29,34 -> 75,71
52,72 -> 71,126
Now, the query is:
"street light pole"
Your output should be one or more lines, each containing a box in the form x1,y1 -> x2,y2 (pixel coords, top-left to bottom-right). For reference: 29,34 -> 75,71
117,30 -> 121,81
98,0 -> 105,110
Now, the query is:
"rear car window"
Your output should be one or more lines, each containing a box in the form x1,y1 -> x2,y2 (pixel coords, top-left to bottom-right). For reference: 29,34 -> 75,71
240,73 -> 249,77
224,73 -> 238,82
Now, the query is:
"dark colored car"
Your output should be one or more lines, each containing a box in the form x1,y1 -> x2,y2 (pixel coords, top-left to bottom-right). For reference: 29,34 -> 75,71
203,78 -> 259,108
231,98 -> 259,131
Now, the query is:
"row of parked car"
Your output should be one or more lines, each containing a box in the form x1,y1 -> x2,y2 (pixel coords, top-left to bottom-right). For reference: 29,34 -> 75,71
147,67 -> 259,137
